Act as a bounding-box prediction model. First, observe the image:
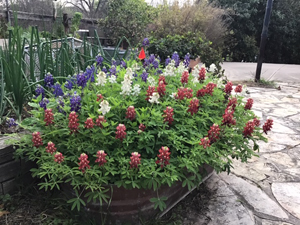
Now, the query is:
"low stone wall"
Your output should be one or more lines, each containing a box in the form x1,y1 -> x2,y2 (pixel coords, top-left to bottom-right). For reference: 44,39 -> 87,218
0,136 -> 35,195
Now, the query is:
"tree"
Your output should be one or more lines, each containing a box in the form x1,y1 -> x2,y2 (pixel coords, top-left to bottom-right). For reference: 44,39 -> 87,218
99,0 -> 157,45
66,0 -> 109,18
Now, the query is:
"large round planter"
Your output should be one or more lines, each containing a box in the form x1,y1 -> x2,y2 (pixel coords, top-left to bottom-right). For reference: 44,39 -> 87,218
75,164 -> 214,224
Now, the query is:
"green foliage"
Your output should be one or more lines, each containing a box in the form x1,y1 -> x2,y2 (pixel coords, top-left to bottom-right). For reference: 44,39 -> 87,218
99,0 -> 157,45
70,12 -> 83,37
11,54 -> 268,212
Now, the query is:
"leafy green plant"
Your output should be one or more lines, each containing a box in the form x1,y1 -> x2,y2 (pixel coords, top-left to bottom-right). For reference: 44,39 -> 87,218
70,12 -> 83,38
10,49 -> 273,216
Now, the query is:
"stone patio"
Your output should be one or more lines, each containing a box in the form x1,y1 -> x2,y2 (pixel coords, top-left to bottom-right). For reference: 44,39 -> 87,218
193,83 -> 300,225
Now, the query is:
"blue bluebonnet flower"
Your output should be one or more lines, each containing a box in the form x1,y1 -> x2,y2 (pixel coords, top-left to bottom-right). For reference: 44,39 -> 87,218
76,73 -> 87,88
44,73 -> 54,88
142,38 -> 149,47
102,67 -> 108,73
85,65 -> 96,82
39,98 -> 49,110
6,118 -> 17,127
35,85 -> 45,98
65,76 -> 75,90
109,65 -> 117,76
141,70 -> 149,82
70,92 -> 81,112
53,83 -> 64,97
120,60 -> 127,69
184,53 -> 190,68
148,54 -> 156,64
95,54 -> 104,67
165,56 -> 171,66
172,52 -> 180,67
156,69 -> 163,75
152,59 -> 159,69
57,96 -> 65,114
111,58 -> 117,67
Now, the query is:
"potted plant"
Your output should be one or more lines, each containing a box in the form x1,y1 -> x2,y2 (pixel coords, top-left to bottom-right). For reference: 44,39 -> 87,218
9,52 -> 273,223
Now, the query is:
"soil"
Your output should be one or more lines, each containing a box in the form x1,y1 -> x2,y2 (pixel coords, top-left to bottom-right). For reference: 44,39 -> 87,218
0,182 -> 213,225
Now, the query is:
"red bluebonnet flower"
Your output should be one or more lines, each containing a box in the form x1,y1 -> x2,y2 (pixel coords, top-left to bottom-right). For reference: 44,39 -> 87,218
181,70 -> 189,85
44,109 -> 54,126
68,112 -> 79,134
227,97 -> 237,110
198,67 -> 206,82
157,81 -> 166,97
163,106 -> 174,125
146,86 -> 156,101
208,124 -> 221,143
95,150 -> 107,167
156,146 -> 171,168
96,94 -> 103,102
187,98 -> 199,116
84,118 -> 94,129
177,87 -> 193,100
54,152 -> 64,164
129,152 -> 141,169
253,117 -> 260,127
139,123 -> 146,131
199,137 -> 211,149
205,82 -> 217,96
78,153 -> 90,173
46,141 -> 56,154
96,115 -> 106,128
32,132 -> 43,148
196,88 -> 206,97
158,75 -> 167,85
126,106 -> 136,121
235,84 -> 243,93
116,124 -> 126,141
263,119 -> 273,134
225,81 -> 233,95
222,106 -> 236,126
243,120 -> 255,137
245,98 -> 254,110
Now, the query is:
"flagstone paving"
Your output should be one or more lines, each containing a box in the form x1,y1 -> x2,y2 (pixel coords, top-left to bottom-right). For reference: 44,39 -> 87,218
195,83 -> 300,225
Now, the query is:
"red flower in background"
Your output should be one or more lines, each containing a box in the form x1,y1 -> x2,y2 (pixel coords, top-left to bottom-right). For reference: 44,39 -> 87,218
263,119 -> 273,134
156,146 -> 171,168
126,106 -> 136,121
96,94 -> 103,102
129,152 -> 141,169
198,67 -> 206,82
245,98 -> 254,110
199,137 -> 211,149
46,141 -> 56,154
163,106 -> 174,125
44,109 -> 54,126
78,153 -> 90,173
235,84 -> 243,93
222,106 -> 236,126
95,150 -> 107,167
96,115 -> 106,128
181,70 -> 189,85
68,112 -> 79,134
243,120 -> 255,137
207,124 -> 221,143
54,152 -> 64,164
227,97 -> 237,110
157,81 -> 166,97
84,118 -> 94,129
187,98 -> 199,116
116,124 -> 126,141
224,81 -> 233,95
32,132 -> 43,148
146,86 -> 156,101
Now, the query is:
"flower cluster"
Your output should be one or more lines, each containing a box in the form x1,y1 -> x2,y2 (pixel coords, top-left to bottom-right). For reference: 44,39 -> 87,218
198,67 -> 206,82
235,84 -> 243,93
44,73 -> 54,88
181,70 -> 189,85
39,98 -> 49,110
78,153 -> 90,173
96,94 -> 103,102
46,141 -> 57,154
129,152 -> 141,169
183,53 -> 190,68
243,120 -> 255,137
157,81 -> 166,96
156,146 -> 171,168
95,150 -> 107,167
96,54 -> 104,67
68,112 -> 79,134
98,100 -> 111,115
207,124 -> 221,143
84,118 -> 94,129
142,38 -> 149,47
70,92 -> 81,112
32,132 -> 43,148
224,81 -> 233,95
52,83 -> 64,97
227,97 -> 237,110
199,137 -> 211,149
125,106 -> 136,121
35,85 -> 45,98
54,152 -> 64,164
263,119 -> 273,134
171,52 -> 180,67
187,98 -> 199,116
6,118 -> 17,127
96,71 -> 107,86
245,98 -> 254,110
44,109 -> 54,126
120,69 -> 134,95
222,106 -> 236,126
176,87 -> 193,100
96,115 -> 106,128
163,106 -> 174,126
146,86 -> 156,101
116,124 -> 126,141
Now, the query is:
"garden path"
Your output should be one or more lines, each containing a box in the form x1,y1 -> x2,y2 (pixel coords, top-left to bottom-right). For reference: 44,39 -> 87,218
191,83 -> 300,225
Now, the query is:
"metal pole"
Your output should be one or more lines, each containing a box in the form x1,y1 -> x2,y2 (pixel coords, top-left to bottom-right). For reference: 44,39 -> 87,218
255,0 -> 274,82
